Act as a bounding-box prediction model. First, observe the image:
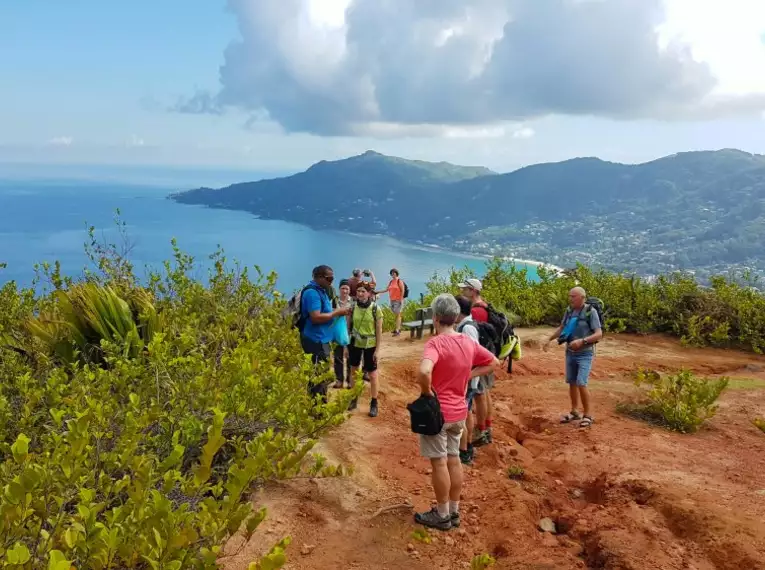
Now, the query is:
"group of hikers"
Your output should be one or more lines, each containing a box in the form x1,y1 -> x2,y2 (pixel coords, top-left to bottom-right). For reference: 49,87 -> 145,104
292,264 -> 603,531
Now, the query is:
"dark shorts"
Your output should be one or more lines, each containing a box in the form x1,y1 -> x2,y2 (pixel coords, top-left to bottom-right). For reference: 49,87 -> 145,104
348,345 -> 378,373
301,337 -> 331,364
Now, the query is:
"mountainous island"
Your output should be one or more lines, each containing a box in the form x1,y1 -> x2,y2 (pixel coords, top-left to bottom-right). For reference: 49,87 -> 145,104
171,149 -> 765,281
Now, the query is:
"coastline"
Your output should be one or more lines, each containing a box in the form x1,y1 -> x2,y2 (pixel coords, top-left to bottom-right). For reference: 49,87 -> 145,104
174,201 -> 565,276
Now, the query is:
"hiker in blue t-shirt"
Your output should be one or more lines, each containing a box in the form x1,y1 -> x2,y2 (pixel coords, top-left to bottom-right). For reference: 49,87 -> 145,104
300,265 -> 351,402
543,287 -> 602,428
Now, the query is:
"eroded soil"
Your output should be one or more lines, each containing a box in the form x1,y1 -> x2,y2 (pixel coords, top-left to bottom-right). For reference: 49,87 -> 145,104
221,329 -> 765,570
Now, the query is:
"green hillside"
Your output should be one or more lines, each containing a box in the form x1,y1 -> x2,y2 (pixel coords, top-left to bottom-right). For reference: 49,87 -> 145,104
171,149 -> 765,281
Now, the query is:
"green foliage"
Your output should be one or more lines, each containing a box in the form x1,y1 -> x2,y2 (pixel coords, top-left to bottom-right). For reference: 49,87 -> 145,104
172,149 -> 765,283
506,465 -> 525,480
470,553 -> 496,570
753,418 -> 765,434
420,261 -> 765,353
410,528 -> 431,544
624,368 -> 730,433
0,222 -> 354,568
25,283 -> 160,365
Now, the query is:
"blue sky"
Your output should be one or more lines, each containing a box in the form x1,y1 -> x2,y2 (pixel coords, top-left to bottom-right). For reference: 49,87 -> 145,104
2,0 -> 765,174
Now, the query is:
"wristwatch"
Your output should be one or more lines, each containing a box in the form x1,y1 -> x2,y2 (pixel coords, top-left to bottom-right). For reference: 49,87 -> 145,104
582,338 -> 589,345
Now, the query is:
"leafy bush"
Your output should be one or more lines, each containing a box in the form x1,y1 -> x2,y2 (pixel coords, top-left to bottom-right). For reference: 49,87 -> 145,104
470,553 -> 496,569
507,465 -> 525,480
0,229 -> 358,568
622,368 -> 729,433
753,418 -> 765,434
410,528 -> 431,544
420,260 -> 765,353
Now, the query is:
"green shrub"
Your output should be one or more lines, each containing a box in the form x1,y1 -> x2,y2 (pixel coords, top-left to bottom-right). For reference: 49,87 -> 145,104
506,465 -> 525,480
470,553 -> 496,569
423,260 -> 765,353
0,227 -> 357,568
623,368 -> 729,433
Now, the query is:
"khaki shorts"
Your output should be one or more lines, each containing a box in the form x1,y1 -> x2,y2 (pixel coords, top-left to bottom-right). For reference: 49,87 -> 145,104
419,420 -> 465,459
391,300 -> 403,314
479,372 -> 495,391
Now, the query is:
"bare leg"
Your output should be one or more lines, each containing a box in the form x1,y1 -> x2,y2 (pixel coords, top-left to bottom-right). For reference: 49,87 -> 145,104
475,394 -> 487,431
369,370 -> 379,399
460,411 -> 474,451
446,455 -> 463,502
485,389 -> 494,426
569,383 -> 580,412
396,313 -> 403,332
579,386 -> 591,417
430,457 -> 450,505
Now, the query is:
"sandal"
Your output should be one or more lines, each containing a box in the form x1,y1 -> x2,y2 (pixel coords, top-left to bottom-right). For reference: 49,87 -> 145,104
561,411 -> 582,424
579,416 -> 594,428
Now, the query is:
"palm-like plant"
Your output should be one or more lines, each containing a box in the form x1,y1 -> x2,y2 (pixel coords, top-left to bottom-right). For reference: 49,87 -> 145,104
26,283 -> 161,364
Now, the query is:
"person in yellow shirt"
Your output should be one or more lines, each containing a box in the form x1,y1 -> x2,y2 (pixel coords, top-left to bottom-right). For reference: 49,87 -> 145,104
348,282 -> 383,417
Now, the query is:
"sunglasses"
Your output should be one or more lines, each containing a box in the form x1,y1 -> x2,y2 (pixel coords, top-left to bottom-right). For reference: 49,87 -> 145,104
322,274 -> 335,283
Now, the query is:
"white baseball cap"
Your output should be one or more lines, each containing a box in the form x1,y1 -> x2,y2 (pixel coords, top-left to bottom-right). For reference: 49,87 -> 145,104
458,278 -> 483,292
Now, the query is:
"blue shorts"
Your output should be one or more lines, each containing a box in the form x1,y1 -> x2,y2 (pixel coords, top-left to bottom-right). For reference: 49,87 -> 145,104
466,378 -> 481,411
566,351 -> 594,386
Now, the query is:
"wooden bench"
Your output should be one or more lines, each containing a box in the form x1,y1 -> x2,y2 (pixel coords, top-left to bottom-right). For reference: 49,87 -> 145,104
402,307 -> 434,339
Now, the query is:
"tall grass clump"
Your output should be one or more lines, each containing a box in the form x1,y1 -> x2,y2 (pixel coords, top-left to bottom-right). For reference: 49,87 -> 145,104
0,223 -> 357,569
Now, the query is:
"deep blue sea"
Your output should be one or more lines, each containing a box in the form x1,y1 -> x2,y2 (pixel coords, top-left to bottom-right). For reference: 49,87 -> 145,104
0,178 -> 539,297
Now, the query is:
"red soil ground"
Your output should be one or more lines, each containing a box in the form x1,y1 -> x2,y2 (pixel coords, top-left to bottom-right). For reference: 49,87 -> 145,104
221,328 -> 765,570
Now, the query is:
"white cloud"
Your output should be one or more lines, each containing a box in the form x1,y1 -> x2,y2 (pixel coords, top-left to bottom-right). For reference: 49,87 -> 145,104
47,136 -> 74,146
512,127 -> 535,139
184,0 -> 765,138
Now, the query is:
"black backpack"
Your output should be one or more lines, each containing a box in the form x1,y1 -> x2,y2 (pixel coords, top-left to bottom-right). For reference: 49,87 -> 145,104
406,394 -> 444,436
401,280 -> 410,299
479,303 -> 513,356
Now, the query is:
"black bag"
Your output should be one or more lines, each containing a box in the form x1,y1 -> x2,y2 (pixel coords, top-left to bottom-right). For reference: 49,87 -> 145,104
476,302 -> 513,357
402,280 -> 410,299
407,394 -> 444,436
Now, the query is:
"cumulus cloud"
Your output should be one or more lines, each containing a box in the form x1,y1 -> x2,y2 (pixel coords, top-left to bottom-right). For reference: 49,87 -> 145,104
181,0 -> 765,136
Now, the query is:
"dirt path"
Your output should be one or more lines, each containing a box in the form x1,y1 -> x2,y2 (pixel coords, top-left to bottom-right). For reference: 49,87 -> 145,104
221,329 -> 765,570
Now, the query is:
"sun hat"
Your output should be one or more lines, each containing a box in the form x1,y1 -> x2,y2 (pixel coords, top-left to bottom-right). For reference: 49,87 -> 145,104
458,278 -> 483,292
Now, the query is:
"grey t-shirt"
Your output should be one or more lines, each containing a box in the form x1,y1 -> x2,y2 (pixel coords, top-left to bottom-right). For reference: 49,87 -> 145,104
562,306 -> 601,353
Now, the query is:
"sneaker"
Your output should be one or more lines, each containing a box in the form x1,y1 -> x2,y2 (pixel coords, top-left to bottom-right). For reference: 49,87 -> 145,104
369,400 -> 379,418
459,448 -> 474,466
414,508 -> 452,531
348,397 -> 358,411
450,511 -> 461,528
472,430 -> 492,448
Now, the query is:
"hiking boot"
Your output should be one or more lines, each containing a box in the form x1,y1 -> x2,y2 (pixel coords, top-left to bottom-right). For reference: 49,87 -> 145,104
450,511 -> 461,528
472,430 -> 491,448
414,508 -> 452,531
369,399 -> 379,418
348,397 -> 358,411
459,448 -> 474,466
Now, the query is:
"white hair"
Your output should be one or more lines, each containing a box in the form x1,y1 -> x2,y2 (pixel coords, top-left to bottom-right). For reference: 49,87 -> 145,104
431,293 -> 460,323
570,286 -> 587,298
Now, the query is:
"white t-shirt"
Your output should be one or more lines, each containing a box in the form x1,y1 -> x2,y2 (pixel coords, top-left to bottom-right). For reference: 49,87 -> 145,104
457,316 -> 481,390
458,315 -> 480,344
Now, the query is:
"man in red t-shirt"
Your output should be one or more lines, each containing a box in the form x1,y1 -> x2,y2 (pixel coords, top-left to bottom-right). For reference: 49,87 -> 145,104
459,278 -> 494,446
414,294 -> 498,531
